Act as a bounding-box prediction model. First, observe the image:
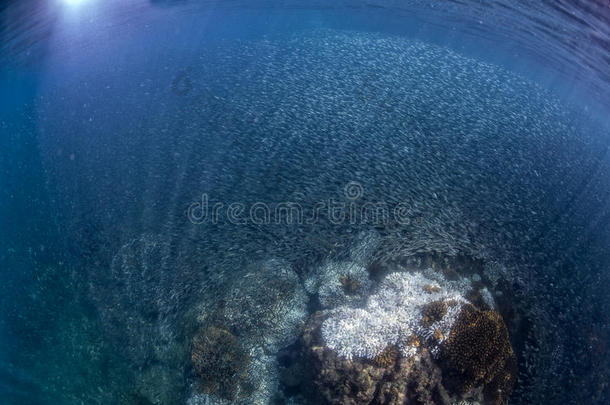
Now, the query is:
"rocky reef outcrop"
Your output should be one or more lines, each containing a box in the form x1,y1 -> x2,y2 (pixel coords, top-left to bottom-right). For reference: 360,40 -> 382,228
187,259 -> 309,404
296,269 -> 516,405
300,311 -> 453,405
108,235 -> 516,405
216,258 -> 308,353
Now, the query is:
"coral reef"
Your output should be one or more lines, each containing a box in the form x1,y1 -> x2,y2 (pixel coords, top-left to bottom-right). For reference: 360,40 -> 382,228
218,259 -> 308,353
187,259 -> 307,404
421,300 -> 449,327
440,304 -> 516,405
187,347 -> 279,405
372,344 -> 401,368
47,25 -> 610,405
305,261 -> 373,309
302,268 -> 516,405
321,271 -> 469,360
305,232 -> 380,310
300,312 -> 456,404
190,326 -> 251,400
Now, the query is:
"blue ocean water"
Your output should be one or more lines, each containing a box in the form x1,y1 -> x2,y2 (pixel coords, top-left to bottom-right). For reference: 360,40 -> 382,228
1,1 -> 609,404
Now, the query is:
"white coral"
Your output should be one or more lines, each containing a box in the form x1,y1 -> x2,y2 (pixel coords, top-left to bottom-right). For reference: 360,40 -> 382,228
321,271 -> 473,360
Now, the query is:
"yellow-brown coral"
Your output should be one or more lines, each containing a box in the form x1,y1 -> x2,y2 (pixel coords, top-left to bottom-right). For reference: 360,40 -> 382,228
421,300 -> 448,327
441,304 -> 516,405
372,345 -> 400,368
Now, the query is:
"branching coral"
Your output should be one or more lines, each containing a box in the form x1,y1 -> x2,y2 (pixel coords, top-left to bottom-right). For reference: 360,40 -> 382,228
421,300 -> 448,327
321,271 -> 470,360
373,345 -> 400,368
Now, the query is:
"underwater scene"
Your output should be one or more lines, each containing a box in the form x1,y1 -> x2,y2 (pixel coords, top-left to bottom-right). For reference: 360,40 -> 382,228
1,1 -> 609,404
